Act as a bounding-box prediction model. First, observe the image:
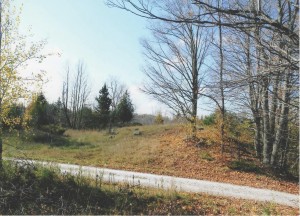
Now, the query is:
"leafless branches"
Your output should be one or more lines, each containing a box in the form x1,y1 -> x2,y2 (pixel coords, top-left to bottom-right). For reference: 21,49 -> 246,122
141,1 -> 211,133
107,77 -> 127,111
62,61 -> 90,129
108,0 -> 299,167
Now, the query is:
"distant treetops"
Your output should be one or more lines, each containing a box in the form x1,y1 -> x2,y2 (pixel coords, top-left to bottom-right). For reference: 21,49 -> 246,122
21,83 -> 135,131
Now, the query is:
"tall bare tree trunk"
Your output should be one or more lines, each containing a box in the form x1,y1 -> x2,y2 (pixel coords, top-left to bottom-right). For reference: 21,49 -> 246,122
62,67 -> 72,128
262,78 -> 271,164
62,62 -> 89,129
254,116 -> 262,158
271,72 -> 290,166
269,74 -> 280,145
191,28 -> 198,137
246,33 -> 263,159
218,0 -> 225,154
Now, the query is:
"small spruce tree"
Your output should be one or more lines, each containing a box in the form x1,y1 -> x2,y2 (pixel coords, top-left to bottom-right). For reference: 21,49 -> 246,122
116,91 -> 134,124
95,84 -> 112,128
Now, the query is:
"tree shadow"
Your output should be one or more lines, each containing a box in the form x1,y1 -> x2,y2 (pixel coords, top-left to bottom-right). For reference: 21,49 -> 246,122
24,130 -> 94,149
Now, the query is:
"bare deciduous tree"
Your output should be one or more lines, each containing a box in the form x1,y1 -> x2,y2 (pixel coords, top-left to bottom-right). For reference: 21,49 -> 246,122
107,0 -> 298,71
212,1 -> 299,166
141,1 -> 211,135
62,61 -> 90,129
108,0 -> 299,168
107,77 -> 127,111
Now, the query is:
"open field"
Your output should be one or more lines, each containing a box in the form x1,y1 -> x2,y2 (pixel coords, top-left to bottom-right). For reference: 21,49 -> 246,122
3,124 -> 299,195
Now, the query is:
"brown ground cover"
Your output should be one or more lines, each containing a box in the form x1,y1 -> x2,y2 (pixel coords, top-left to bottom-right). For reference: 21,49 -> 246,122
104,126 -> 299,195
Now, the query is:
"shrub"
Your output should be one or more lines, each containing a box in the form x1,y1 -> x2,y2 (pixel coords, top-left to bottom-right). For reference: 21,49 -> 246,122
27,130 -> 52,143
129,122 -> 143,126
202,114 -> 215,126
40,124 -> 66,135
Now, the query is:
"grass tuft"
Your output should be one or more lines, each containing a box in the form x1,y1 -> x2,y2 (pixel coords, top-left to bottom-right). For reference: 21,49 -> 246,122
199,151 -> 215,161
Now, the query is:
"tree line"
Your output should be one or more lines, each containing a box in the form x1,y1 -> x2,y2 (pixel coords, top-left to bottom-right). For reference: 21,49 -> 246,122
9,78 -> 135,132
60,61 -> 134,130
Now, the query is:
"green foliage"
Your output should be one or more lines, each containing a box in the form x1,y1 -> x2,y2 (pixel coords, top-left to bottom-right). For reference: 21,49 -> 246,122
223,112 -> 249,138
2,103 -> 25,130
27,93 -> 49,128
26,130 -> 56,144
202,113 -> 215,126
80,106 -> 98,129
286,122 -> 299,178
116,91 -> 134,124
40,124 -> 66,135
0,0 -> 46,131
95,84 -> 112,128
23,129 -> 91,148
46,98 -> 64,126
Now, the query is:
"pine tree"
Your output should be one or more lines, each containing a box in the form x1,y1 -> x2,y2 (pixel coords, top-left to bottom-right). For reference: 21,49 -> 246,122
116,91 -> 134,124
27,93 -> 49,128
95,84 -> 112,128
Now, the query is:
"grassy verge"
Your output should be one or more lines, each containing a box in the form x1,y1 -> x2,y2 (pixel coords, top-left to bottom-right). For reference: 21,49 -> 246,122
0,161 -> 297,215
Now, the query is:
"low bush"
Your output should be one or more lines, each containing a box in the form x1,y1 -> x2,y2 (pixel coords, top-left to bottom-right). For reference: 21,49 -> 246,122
129,122 -> 143,126
28,130 -> 53,143
202,114 -> 215,126
40,124 -> 66,135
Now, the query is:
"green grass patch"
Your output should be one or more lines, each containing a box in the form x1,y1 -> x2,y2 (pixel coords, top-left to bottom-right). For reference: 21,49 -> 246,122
199,151 -> 215,161
3,125 -> 173,166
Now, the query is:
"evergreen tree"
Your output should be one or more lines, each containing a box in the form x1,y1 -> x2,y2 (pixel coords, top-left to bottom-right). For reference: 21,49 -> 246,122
95,84 -> 112,128
46,98 -> 63,126
116,91 -> 134,124
27,93 -> 49,128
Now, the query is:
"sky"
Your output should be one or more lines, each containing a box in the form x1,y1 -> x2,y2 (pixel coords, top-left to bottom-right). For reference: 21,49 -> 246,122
13,0 -> 212,116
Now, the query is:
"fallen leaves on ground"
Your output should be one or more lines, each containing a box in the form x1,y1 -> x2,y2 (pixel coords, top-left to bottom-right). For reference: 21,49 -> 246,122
106,126 -> 299,195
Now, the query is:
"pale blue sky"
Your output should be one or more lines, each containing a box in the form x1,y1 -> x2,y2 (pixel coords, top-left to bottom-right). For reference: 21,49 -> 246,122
14,0 -> 170,114
13,0 -> 211,116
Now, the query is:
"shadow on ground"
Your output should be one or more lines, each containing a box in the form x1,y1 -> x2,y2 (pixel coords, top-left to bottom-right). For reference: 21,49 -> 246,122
24,130 -> 94,149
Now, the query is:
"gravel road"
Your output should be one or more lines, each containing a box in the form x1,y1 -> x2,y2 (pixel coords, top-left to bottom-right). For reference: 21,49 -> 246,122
11,158 -> 299,208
